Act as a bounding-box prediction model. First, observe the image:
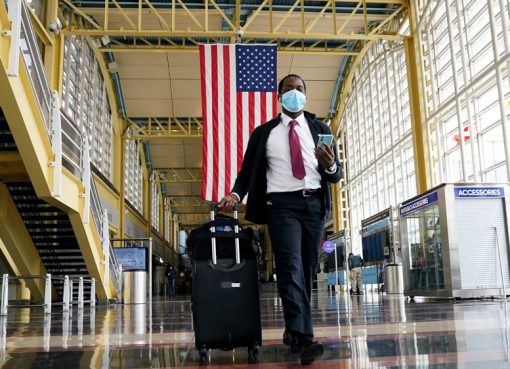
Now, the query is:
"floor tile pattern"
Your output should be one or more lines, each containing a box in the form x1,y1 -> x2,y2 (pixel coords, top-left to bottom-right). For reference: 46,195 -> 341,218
1,288 -> 510,368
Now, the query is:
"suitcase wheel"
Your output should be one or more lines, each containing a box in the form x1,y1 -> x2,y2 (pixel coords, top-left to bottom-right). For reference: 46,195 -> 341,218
198,347 -> 208,365
248,344 -> 260,364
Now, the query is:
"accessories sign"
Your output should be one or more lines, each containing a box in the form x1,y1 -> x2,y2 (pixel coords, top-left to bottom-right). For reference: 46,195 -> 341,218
454,187 -> 504,198
400,192 -> 438,217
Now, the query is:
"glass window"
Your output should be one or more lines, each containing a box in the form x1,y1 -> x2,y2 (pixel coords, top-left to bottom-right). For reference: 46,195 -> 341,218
341,41 -> 416,251
61,35 -> 113,180
124,136 -> 143,213
151,178 -> 160,232
419,0 -> 510,184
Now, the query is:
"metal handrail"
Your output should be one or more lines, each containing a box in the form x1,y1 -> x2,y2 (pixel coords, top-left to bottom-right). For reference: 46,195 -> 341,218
18,0 -> 52,134
90,178 -> 103,236
65,276 -> 96,311
5,0 -> 121,300
1,274 -> 52,315
60,109 -> 82,177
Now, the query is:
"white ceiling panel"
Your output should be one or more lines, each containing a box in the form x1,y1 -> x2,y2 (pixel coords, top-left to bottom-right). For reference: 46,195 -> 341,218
169,66 -> 200,80
172,99 -> 202,117
168,53 -> 201,66
125,99 -> 174,117
122,79 -> 172,99
117,66 -> 170,79
115,53 -> 168,66
170,80 -> 200,99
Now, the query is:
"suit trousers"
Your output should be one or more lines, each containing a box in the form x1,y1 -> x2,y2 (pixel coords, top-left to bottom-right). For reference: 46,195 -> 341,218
266,191 -> 324,337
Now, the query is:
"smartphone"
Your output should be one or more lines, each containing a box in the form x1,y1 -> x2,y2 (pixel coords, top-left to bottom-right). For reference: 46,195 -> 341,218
317,134 -> 334,147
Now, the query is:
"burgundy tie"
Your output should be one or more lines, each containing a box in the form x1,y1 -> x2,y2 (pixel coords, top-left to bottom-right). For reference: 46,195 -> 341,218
289,120 -> 306,180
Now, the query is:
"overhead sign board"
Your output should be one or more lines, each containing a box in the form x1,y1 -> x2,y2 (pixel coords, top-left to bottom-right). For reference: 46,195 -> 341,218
400,192 -> 438,217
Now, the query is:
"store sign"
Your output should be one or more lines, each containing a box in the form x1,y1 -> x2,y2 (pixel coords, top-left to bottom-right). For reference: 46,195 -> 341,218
322,241 -> 335,254
454,187 -> 505,198
400,192 -> 438,216
361,218 -> 389,237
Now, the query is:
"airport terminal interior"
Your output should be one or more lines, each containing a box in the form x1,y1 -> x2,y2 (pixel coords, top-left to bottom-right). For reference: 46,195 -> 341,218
0,0 -> 510,368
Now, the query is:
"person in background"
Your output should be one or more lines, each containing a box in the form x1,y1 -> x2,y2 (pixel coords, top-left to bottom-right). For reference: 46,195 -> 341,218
348,252 -> 364,295
166,264 -> 176,297
218,74 -> 342,364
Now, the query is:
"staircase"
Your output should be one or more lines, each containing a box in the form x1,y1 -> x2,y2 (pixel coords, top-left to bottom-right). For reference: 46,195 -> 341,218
0,108 -> 16,151
5,183 -> 91,300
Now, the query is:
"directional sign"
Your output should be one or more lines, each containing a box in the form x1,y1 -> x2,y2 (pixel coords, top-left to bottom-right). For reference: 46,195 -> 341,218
322,240 -> 335,254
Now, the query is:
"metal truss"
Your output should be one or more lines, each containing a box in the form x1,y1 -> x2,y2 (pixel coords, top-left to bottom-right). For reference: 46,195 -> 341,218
154,168 -> 201,183
167,195 -> 208,208
60,0 -> 407,54
124,117 -> 202,139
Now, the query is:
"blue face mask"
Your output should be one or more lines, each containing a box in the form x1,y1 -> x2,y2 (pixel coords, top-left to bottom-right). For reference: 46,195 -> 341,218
281,89 -> 307,113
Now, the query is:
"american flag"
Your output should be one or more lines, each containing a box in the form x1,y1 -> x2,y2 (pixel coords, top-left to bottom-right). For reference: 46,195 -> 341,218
200,44 -> 278,202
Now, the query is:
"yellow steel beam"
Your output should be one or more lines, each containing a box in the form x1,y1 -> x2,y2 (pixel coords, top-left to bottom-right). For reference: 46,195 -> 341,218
124,117 -> 203,139
0,152 -> 29,181
405,10 -> 428,193
97,44 -> 359,55
61,0 -> 407,44
119,136 -> 126,238
68,211 -> 113,300
0,0 -> 11,67
0,183 -> 48,301
210,0 -> 236,31
241,0 -> 270,32
154,168 -> 201,183
305,0 -> 333,34
337,2 -> 362,35
64,28 -> 402,41
362,0 -> 368,35
111,0 -> 137,30
405,37 -> 430,193
44,0 -> 64,93
61,0 -> 101,29
144,0 -> 170,30
28,6 -> 53,47
167,195 -> 208,207
177,0 -> 204,31
369,4 -> 406,35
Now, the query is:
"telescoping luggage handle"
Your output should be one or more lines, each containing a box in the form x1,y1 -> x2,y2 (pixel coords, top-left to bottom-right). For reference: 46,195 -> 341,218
209,202 -> 240,265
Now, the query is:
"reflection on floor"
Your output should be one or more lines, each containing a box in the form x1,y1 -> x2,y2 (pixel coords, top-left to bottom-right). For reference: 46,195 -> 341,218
1,286 -> 510,368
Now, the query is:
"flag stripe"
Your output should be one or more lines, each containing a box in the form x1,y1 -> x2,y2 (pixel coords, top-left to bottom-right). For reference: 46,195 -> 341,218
223,45 -> 231,198
229,46 -> 237,194
199,45 -> 208,200
211,46 -> 219,201
201,44 -> 277,202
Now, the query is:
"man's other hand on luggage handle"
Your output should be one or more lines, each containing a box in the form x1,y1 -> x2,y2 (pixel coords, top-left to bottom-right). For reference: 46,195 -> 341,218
218,193 -> 239,211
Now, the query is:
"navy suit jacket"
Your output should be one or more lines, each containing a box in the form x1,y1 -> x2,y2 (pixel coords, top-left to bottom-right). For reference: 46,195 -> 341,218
232,111 -> 343,224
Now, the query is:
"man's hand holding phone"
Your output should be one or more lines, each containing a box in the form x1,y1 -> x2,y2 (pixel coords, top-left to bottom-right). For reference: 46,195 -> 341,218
317,134 -> 334,147
315,134 -> 335,168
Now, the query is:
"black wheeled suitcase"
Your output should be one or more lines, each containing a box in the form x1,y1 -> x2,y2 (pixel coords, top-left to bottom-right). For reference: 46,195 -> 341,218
189,204 -> 262,364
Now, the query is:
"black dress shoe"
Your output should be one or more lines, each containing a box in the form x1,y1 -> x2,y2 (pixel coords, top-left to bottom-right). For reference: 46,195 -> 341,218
283,330 -> 301,353
300,341 -> 324,365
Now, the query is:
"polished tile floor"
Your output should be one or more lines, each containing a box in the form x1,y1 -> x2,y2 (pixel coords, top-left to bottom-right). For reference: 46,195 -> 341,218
1,286 -> 510,368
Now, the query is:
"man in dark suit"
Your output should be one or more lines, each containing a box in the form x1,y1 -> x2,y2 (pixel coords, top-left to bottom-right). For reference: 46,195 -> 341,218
218,74 -> 342,364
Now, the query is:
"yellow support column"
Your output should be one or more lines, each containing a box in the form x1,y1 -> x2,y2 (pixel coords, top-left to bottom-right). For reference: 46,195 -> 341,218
119,136 -> 126,238
331,183 -> 341,232
43,0 -> 63,93
405,4 -> 429,193
0,1 -> 10,63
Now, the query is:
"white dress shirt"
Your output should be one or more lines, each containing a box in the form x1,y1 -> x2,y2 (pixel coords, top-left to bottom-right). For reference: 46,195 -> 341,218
265,112 -> 322,193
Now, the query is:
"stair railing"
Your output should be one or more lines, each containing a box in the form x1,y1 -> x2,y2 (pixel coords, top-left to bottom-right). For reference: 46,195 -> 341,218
5,0 -> 122,301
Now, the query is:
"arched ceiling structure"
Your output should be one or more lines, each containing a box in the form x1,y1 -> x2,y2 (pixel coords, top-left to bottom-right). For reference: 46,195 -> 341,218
60,0 -> 408,228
